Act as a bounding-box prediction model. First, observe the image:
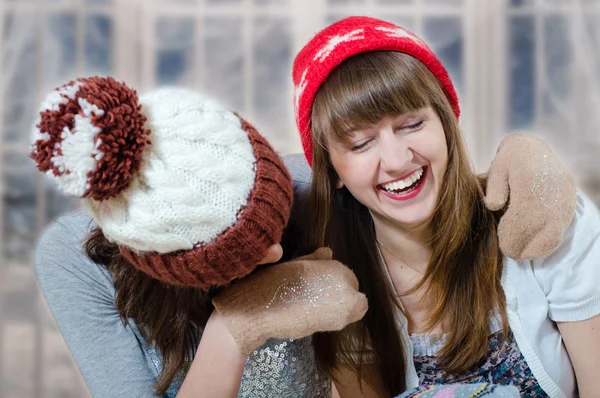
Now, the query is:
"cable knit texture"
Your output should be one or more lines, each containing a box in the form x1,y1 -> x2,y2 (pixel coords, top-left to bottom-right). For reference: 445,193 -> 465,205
31,77 -> 293,288
86,88 -> 259,254
292,16 -> 460,166
119,115 -> 294,287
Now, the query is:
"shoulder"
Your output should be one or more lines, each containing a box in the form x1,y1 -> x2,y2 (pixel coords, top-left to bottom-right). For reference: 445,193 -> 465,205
527,190 -> 600,322
34,210 -> 115,297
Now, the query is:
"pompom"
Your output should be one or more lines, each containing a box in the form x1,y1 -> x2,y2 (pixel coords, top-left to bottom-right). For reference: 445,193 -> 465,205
30,76 -> 151,201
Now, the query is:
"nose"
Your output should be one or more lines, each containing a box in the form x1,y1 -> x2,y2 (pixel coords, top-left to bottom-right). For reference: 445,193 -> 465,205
379,129 -> 412,174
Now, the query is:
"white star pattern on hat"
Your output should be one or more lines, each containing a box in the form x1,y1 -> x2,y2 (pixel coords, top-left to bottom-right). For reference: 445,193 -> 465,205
313,29 -> 365,63
375,26 -> 428,47
294,69 -> 308,118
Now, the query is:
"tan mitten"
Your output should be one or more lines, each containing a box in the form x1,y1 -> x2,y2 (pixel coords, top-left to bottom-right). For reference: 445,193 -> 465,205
212,247 -> 368,356
485,134 -> 577,259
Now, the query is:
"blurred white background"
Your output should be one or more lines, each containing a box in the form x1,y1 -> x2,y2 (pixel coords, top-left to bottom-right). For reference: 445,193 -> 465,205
0,0 -> 599,397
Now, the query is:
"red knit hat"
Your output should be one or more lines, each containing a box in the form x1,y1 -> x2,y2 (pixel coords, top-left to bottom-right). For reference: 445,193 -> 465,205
292,16 -> 460,166
31,77 -> 293,288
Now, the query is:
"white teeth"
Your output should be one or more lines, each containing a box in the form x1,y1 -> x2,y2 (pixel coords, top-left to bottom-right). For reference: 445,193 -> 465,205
381,167 -> 424,192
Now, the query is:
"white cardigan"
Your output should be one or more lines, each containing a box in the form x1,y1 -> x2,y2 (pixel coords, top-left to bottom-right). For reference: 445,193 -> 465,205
398,191 -> 600,397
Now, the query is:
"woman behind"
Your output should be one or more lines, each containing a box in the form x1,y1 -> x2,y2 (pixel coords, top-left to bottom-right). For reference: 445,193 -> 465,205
31,77 -> 333,398
293,16 -> 600,397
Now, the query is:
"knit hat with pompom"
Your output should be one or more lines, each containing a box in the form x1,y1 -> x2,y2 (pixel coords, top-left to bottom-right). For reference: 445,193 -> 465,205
30,76 -> 293,288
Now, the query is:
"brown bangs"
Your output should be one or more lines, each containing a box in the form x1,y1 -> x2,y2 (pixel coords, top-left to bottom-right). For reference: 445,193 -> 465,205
311,51 -> 444,147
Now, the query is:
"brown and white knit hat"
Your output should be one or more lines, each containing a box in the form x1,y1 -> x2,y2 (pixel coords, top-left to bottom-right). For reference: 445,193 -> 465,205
30,76 -> 293,288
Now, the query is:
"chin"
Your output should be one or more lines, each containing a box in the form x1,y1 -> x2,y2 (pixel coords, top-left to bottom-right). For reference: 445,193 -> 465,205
391,202 -> 437,227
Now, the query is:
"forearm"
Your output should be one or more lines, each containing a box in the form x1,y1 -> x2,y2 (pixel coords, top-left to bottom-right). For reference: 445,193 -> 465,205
177,312 -> 246,398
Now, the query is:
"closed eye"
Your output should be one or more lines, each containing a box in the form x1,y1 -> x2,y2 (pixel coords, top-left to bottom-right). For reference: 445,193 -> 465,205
402,120 -> 424,131
350,139 -> 372,152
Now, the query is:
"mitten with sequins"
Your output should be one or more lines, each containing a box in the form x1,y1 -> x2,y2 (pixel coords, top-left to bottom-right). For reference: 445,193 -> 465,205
212,247 -> 368,356
485,134 -> 577,259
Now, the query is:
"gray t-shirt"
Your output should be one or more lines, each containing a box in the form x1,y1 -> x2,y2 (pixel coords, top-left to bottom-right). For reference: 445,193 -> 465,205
34,210 -> 330,398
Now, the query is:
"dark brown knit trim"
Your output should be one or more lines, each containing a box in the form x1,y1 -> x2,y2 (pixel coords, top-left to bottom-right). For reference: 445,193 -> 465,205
30,77 -> 150,201
120,115 -> 294,288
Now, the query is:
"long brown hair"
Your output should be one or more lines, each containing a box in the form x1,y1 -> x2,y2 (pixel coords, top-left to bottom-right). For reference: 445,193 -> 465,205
84,228 -> 211,396
83,213 -> 302,395
307,51 -> 507,396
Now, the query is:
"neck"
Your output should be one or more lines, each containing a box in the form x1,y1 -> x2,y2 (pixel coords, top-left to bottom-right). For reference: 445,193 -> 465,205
372,215 -> 432,273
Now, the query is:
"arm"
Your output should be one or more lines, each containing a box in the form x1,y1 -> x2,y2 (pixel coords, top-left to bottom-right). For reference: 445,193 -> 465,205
557,315 -> 600,398
177,311 -> 246,398
530,192 -> 600,396
177,243 -> 284,397
34,214 -> 160,398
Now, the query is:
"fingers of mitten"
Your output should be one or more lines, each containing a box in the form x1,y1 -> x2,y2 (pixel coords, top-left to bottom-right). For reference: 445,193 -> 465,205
331,292 -> 368,329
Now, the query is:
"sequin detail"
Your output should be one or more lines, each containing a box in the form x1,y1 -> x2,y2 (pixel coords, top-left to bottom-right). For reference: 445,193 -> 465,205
530,152 -> 562,208
239,337 -> 331,397
413,329 -> 548,397
148,335 -> 330,397
265,274 -> 345,314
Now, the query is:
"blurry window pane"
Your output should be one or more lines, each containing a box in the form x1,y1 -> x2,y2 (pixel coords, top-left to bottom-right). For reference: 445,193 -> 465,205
155,17 -> 195,85
2,12 -> 38,145
584,13 -> 600,80
254,0 -> 289,4
85,14 -> 113,75
375,0 -> 412,4
509,16 -> 535,130
204,17 -> 244,111
3,154 -> 37,262
157,50 -> 194,85
252,17 -> 292,148
45,13 -> 77,84
423,17 -> 463,95
541,14 -> 572,133
156,17 -> 195,49
510,0 -> 533,6
377,15 -> 415,30
544,15 -> 571,98
327,0 -> 365,4
326,14 -> 352,25
424,0 -> 463,4
45,181 -> 78,223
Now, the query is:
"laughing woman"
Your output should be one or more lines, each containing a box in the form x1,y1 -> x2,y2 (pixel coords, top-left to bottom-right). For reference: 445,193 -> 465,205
292,16 -> 600,398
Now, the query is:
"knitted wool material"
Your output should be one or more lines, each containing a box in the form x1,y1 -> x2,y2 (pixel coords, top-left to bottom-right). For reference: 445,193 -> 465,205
484,134 -> 577,259
31,77 -> 293,288
292,16 -> 460,166
212,247 -> 368,356
119,117 -> 294,287
31,77 -> 150,200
